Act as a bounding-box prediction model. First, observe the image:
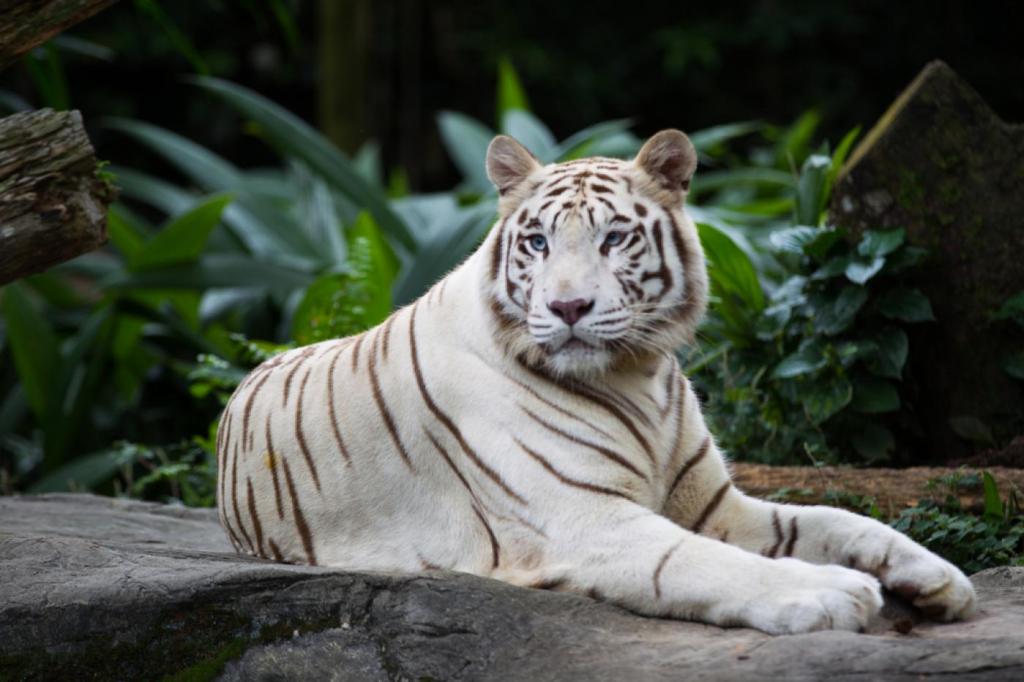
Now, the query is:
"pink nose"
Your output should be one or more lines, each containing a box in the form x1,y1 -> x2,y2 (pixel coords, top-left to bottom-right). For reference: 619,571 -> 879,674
548,298 -> 594,326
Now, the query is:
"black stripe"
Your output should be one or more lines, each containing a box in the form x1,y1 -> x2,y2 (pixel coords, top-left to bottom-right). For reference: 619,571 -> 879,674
784,517 -> 799,557
326,343 -> 353,465
520,405 -> 648,480
293,366 -> 323,491
653,539 -> 684,600
666,436 -> 710,500
410,304 -> 526,504
692,482 -> 731,534
246,477 -> 264,556
265,416 -> 284,520
515,438 -> 634,501
230,440 -> 254,552
281,457 -> 317,565
368,332 -> 415,470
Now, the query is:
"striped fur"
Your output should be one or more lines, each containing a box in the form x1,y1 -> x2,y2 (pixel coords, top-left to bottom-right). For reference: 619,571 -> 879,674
217,130 -> 975,635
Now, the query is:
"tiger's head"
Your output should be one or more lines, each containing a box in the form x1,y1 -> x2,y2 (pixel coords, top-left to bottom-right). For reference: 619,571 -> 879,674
484,129 -> 708,378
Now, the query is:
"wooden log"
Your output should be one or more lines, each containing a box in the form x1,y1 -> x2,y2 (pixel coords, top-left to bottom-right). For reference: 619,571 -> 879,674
732,462 -> 1024,516
0,108 -> 116,286
0,0 -> 120,70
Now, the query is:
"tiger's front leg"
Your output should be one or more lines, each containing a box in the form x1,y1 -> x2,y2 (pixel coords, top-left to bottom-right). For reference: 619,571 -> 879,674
707,491 -> 978,621
663,428 -> 977,621
546,502 -> 883,635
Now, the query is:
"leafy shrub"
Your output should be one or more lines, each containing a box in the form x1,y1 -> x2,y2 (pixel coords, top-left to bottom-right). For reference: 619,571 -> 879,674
892,472 -> 1024,574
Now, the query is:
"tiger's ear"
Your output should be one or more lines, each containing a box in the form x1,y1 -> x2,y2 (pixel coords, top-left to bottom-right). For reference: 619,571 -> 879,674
634,129 -> 697,202
486,135 -> 541,197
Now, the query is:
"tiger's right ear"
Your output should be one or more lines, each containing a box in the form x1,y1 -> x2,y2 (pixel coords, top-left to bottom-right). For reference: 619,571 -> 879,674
486,135 -> 541,199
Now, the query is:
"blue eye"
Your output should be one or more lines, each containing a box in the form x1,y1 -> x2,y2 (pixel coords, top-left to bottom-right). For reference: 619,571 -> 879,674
603,231 -> 626,247
528,234 -> 548,251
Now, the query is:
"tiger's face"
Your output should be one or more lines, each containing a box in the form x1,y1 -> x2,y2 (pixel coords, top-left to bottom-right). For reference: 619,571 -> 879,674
485,130 -> 708,377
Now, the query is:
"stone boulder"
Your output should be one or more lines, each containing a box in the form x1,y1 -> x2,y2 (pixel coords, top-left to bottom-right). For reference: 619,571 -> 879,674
1,493 -> 1023,680
829,60 -> 1024,463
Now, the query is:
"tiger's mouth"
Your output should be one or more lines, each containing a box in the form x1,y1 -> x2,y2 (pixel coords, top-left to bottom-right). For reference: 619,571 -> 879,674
544,335 -> 599,355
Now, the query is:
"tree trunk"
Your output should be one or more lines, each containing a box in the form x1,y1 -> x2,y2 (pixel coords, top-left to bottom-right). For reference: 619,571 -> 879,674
0,0 -> 120,70
0,108 -> 116,286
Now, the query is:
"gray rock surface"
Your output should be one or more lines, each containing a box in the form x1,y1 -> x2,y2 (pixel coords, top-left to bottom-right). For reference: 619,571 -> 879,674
1,493 -> 1023,680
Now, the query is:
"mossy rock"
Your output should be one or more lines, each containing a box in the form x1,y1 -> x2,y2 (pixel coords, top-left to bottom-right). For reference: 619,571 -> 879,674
830,60 -> 1024,463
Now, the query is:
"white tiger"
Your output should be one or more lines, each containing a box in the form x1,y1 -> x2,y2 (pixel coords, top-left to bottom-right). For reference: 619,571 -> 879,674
216,130 -> 976,634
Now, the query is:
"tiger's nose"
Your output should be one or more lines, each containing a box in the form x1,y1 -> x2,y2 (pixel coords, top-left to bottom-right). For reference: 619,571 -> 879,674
548,298 -> 595,326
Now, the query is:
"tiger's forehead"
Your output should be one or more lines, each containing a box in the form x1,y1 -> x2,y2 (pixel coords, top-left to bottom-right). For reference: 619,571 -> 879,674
516,157 -> 638,233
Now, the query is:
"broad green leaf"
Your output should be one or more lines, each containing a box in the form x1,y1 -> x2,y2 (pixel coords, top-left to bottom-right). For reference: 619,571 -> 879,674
1,283 -> 59,419
690,168 -> 794,197
993,291 -> 1024,327
794,153 -> 831,226
866,327 -> 908,379
502,109 -> 557,162
803,376 -> 852,424
811,254 -> 851,280
697,222 -> 765,313
689,121 -> 761,153
496,57 -> 530,119
104,253 -> 314,293
132,193 -> 235,270
773,339 -> 827,378
190,76 -> 416,254
852,376 -> 900,413
28,449 -> 122,492
877,288 -> 935,322
949,416 -> 995,445
857,228 -> 905,258
776,109 -> 820,168
769,226 -> 820,255
823,126 -> 861,200
107,204 -> 148,262
885,245 -> 928,273
109,166 -> 198,217
553,119 -> 633,160
982,472 -> 1003,519
1004,351 -> 1024,380
437,110 -> 496,194
817,286 -> 868,335
844,255 -> 885,285
352,140 -> 382,186
852,422 -> 895,462
348,211 -> 399,313
105,118 -> 240,190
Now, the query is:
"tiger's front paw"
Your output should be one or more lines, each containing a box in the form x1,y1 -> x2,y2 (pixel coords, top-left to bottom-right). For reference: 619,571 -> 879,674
734,559 -> 883,635
842,532 -> 977,622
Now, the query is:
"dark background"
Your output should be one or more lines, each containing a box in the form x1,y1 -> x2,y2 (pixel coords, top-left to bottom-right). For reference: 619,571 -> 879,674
3,0 -> 1021,192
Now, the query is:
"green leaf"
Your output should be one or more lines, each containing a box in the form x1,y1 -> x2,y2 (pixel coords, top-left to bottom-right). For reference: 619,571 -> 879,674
1,283 -> 59,419
690,168 -> 794,197
1004,351 -> 1024,380
769,226 -> 820,255
553,119 -> 633,160
106,204 -> 148,261
437,110 -> 496,194
857,228 -> 905,258
688,121 -> 761,153
697,222 -> 765,313
993,291 -> 1024,328
496,57 -> 530,119
104,253 -> 314,293
949,416 -> 995,445
852,376 -> 900,413
28,449 -> 122,493
824,126 -> 860,200
982,472 -> 1003,519
794,153 -> 831,226
866,327 -> 908,379
132,193 -> 234,270
844,255 -> 885,285
803,376 -> 853,424
877,288 -> 935,322
190,76 -> 416,254
852,422 -> 895,462
816,286 -> 868,335
773,339 -> 827,379
502,110 -> 557,162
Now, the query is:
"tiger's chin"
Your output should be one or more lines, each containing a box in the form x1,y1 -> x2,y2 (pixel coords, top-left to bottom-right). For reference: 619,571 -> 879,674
541,339 -> 615,378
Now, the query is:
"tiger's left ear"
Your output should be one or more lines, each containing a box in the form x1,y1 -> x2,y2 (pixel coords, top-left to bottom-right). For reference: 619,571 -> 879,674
634,129 -> 697,202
